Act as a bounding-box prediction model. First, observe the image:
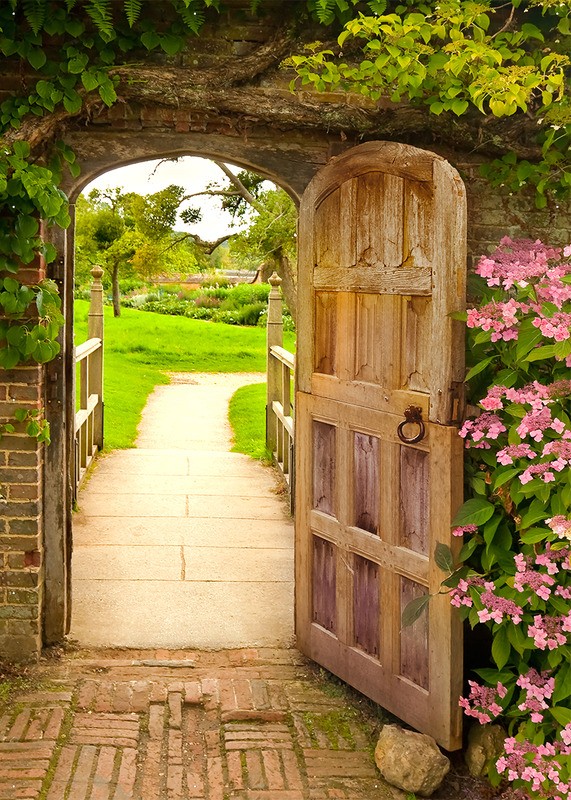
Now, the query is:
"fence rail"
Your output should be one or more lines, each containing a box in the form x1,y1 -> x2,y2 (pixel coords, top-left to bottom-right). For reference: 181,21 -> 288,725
73,337 -> 103,500
73,266 -> 104,501
266,274 -> 295,508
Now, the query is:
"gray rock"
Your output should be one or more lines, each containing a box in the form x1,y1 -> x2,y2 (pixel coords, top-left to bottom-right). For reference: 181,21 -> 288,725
465,723 -> 506,778
374,724 -> 450,797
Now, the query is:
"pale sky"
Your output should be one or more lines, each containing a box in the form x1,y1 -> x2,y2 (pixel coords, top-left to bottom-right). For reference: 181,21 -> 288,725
84,156 -> 257,241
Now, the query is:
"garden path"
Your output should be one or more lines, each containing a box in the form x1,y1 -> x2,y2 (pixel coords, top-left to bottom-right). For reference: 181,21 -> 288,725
70,372 -> 295,650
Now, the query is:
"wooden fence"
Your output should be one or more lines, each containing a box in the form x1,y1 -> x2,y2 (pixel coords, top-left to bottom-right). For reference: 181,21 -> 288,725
73,266 -> 104,501
266,273 -> 295,508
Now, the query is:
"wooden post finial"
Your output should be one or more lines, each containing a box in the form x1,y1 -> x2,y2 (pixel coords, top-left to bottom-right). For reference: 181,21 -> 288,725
90,265 -> 104,282
269,271 -> 282,288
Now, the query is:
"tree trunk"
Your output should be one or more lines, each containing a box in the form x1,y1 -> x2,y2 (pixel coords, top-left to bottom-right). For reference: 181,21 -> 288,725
111,263 -> 121,318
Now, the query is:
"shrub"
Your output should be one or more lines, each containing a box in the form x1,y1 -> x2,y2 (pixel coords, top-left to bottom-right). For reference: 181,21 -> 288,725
440,238 -> 571,800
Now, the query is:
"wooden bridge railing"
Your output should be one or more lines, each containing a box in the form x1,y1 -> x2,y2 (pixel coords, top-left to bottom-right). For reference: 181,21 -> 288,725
266,273 -> 295,508
73,266 -> 104,501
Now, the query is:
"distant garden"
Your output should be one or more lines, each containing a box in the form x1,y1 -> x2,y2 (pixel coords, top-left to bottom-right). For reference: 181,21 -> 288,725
76,277 -> 295,330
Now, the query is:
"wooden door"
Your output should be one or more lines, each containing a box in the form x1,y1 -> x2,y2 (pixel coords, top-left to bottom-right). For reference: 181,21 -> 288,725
295,141 -> 466,751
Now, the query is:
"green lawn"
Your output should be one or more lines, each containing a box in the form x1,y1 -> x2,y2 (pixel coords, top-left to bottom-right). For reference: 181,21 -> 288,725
228,383 -> 270,462
74,300 -> 295,452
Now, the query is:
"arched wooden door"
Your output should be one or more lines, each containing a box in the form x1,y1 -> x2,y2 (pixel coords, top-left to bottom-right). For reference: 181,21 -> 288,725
295,141 -> 466,751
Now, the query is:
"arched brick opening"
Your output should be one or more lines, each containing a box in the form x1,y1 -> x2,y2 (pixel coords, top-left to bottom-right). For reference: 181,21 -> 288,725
1,1 -> 569,662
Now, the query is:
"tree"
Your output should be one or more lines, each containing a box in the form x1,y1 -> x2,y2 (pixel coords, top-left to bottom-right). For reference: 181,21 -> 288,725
75,186 -> 211,316
228,187 -> 297,316
171,160 -> 298,317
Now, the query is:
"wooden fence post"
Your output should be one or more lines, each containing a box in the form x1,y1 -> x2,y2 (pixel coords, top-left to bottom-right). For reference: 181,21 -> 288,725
88,265 -> 104,448
266,271 -> 283,456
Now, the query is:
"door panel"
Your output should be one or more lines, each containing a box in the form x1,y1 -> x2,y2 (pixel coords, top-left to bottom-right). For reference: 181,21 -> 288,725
295,141 -> 466,750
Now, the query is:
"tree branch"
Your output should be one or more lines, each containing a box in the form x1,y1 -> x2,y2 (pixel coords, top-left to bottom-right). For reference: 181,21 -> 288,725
211,161 -> 266,213
160,231 -> 233,256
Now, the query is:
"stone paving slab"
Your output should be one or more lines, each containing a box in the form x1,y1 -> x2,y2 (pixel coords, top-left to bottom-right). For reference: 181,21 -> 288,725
1,648 -> 398,800
73,516 -> 294,550
73,545 -> 293,582
71,581 -> 295,649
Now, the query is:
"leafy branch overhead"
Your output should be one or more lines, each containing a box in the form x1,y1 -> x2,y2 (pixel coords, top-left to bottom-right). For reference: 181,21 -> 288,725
288,0 -> 571,206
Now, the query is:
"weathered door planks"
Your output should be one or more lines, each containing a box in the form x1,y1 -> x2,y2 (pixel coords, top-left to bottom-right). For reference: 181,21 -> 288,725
295,141 -> 466,751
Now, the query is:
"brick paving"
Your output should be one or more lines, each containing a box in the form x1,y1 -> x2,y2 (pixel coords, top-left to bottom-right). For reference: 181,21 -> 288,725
0,648 -> 401,800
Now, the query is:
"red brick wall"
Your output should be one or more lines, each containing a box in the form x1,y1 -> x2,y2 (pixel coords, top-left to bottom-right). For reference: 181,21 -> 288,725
0,256 -> 46,661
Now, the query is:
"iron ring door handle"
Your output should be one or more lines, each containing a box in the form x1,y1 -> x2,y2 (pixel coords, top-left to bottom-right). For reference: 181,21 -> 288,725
397,406 -> 425,444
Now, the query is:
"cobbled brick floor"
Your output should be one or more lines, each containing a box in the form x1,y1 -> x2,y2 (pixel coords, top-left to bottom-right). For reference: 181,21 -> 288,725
0,647 -> 401,800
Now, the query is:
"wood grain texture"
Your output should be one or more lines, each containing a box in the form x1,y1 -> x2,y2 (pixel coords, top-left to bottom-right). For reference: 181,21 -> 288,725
353,432 -> 380,535
353,555 -> 380,657
312,420 -> 336,516
399,446 -> 429,556
313,536 -> 337,633
296,141 -> 466,751
400,577 -> 429,690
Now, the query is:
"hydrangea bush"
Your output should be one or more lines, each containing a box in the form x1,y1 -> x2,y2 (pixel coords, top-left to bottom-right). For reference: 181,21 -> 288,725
446,238 -> 571,799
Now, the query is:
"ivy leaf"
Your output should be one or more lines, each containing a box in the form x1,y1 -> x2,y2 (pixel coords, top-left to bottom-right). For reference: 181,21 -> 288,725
452,498 -> 495,527
27,47 -> 47,71
0,346 -> 21,369
140,30 -> 160,50
81,71 -> 99,92
401,593 -> 430,628
98,82 -> 117,106
159,34 -> 184,56
434,542 -> 454,573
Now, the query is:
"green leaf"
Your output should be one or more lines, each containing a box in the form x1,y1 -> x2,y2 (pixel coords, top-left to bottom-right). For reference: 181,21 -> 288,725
81,71 -> 99,92
434,542 -> 454,573
452,498 -> 495,528
451,98 -> 468,116
551,707 -> 571,727
140,30 -> 160,50
401,593 -> 430,628
27,47 -> 47,70
519,500 -> 549,530
33,340 -> 56,363
465,357 -> 494,381
520,526 -> 550,544
98,82 -> 117,106
159,34 -> 183,56
493,468 -> 520,490
0,346 -> 21,369
491,626 -> 511,670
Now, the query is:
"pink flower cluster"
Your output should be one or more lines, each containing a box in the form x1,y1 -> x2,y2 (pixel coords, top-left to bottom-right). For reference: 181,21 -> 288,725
514,553 -> 556,601
476,238 -> 563,290
496,736 -> 571,799
459,679 -> 507,723
516,668 -> 555,723
466,299 -> 523,342
527,612 -> 571,650
547,516 -> 571,541
449,576 -> 485,608
459,413 -> 506,449
533,311 -> 571,341
468,238 -> 571,349
479,582 -> 524,624
452,524 -> 478,537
